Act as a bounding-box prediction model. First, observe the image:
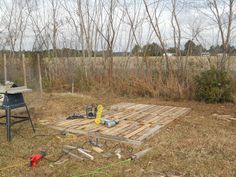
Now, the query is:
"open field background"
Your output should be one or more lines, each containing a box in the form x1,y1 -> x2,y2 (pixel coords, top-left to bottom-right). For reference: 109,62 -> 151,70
0,56 -> 236,100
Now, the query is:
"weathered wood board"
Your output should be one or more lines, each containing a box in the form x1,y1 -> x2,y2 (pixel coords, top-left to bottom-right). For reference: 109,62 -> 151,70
43,103 -> 191,145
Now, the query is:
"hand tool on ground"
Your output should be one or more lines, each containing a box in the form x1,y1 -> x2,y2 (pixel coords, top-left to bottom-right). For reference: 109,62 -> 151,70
30,151 -> 47,167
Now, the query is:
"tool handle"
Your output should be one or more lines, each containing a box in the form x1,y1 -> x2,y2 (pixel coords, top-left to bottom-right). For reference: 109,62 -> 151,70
131,148 -> 152,160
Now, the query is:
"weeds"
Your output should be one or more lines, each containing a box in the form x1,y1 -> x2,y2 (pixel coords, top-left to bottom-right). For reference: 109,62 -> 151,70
1,56 -> 235,101
195,68 -> 233,103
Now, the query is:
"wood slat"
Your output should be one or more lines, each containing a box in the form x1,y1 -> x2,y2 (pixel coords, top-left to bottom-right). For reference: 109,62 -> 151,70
43,103 -> 191,145
118,112 -> 142,121
142,114 -> 161,123
102,121 -> 131,134
145,115 -> 165,124
143,105 -> 164,114
88,131 -> 141,145
138,105 -> 157,113
119,123 -> 141,136
124,124 -> 151,139
128,113 -> 149,121
111,123 -> 136,136
137,124 -> 162,141
106,111 -> 134,120
160,107 -> 180,116
151,106 -> 173,115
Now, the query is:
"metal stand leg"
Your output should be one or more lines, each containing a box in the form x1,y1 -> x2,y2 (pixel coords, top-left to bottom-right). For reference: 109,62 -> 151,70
6,108 -> 11,142
25,105 -> 35,133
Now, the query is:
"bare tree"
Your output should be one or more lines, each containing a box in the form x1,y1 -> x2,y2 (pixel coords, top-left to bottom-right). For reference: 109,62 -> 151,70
1,0 -> 30,54
143,0 -> 171,72
170,0 -> 182,58
206,0 -> 235,70
49,0 -> 61,57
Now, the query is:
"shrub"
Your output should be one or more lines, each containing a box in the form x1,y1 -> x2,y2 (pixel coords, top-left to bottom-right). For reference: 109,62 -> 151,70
195,68 -> 233,103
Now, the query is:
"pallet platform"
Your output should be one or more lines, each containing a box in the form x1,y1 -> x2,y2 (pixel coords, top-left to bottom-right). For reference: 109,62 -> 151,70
42,103 -> 191,145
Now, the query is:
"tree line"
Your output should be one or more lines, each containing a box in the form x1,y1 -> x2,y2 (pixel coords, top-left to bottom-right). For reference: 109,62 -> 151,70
132,40 -> 236,57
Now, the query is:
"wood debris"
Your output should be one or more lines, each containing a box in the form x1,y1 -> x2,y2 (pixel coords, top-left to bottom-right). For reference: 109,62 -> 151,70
92,146 -> 103,153
77,148 -> 94,160
212,113 -> 236,122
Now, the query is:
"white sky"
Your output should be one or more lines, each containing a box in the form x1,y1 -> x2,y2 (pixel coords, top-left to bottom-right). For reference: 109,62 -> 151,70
0,0 -> 235,51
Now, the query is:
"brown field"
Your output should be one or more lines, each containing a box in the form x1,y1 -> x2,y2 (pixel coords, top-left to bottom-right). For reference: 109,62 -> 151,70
0,92 -> 235,177
1,56 -> 236,99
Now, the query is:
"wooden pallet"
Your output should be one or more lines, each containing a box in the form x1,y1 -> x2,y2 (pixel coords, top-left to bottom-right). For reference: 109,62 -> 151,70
45,103 -> 191,145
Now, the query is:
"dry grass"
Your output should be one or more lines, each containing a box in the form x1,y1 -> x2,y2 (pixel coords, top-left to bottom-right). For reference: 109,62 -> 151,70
0,92 -> 235,177
1,56 -> 236,100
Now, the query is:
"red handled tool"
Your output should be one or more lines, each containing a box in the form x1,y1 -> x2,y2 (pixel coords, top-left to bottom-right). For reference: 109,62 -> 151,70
30,151 -> 47,167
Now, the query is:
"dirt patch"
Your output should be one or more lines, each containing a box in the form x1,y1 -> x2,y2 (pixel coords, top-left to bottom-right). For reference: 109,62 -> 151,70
0,92 -> 235,177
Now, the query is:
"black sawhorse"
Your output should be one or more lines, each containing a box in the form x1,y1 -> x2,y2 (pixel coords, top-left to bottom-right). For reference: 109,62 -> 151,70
0,92 -> 35,141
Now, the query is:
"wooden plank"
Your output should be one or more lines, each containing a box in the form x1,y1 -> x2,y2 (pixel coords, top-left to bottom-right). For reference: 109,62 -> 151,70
160,107 -> 180,116
157,108 -> 191,125
92,123 -> 112,132
138,105 -> 156,112
105,111 -> 133,120
105,111 -> 125,118
112,122 -> 140,136
137,124 -> 162,141
102,121 -> 131,134
75,122 -> 98,131
157,116 -> 175,125
88,131 -> 141,145
170,107 -> 187,115
118,112 -> 142,121
148,108 -> 185,124
146,106 -> 168,115
151,106 -> 173,115
158,108 -> 190,126
124,124 -> 151,139
127,112 -> 149,121
145,115 -> 165,124
134,113 -> 152,122
142,105 -> 164,115
119,123 -> 141,136
142,114 -> 162,123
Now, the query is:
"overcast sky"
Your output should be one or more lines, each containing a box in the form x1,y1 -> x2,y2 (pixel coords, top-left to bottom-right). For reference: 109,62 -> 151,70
0,0 -> 235,52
